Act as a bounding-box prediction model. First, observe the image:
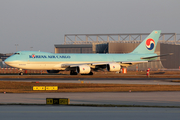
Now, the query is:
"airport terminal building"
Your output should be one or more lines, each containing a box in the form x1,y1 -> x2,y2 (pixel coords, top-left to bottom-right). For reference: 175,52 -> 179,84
55,33 -> 180,70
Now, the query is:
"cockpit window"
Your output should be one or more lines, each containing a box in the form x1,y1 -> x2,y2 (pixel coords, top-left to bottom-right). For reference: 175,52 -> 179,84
14,53 -> 20,55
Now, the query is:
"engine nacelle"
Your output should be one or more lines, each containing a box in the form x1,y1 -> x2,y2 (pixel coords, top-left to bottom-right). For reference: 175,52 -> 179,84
76,65 -> 91,74
107,63 -> 121,72
47,70 -> 60,73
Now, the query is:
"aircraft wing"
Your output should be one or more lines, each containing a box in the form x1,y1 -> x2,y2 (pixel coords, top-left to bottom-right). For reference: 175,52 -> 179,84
121,61 -> 148,64
119,61 -> 148,67
61,61 -> 148,68
61,63 -> 91,68
61,62 -> 112,68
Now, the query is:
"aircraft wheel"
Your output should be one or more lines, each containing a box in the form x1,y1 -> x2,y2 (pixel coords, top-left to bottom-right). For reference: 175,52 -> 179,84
89,72 -> 93,75
19,72 -> 23,75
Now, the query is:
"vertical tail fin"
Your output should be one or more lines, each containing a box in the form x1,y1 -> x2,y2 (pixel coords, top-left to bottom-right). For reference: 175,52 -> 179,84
131,30 -> 161,54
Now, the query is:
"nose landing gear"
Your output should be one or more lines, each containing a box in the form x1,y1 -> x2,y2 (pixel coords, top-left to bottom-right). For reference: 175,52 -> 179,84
18,69 -> 23,75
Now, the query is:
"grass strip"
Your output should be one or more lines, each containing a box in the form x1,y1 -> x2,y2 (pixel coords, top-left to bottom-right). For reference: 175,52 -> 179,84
1,81 -> 180,93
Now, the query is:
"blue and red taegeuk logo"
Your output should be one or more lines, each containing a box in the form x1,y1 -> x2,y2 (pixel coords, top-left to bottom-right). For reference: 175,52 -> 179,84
145,38 -> 155,50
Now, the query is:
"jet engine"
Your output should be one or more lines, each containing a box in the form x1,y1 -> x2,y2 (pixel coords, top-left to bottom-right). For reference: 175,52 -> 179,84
107,63 -> 121,72
47,70 -> 60,73
76,65 -> 91,74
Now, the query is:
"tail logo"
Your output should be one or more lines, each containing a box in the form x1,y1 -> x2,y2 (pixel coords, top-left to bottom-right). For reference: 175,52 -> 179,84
145,38 -> 155,50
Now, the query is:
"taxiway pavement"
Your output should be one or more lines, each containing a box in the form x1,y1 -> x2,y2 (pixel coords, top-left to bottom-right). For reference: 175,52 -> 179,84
0,106 -> 180,120
1,92 -> 180,106
1,78 -> 180,85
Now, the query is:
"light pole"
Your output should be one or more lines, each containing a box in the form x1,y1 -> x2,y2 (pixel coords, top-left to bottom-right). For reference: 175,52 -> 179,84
30,47 -> 33,51
15,44 -> 18,51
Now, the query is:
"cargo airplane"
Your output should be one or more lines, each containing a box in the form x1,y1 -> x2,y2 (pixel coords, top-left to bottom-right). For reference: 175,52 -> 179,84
5,30 -> 164,75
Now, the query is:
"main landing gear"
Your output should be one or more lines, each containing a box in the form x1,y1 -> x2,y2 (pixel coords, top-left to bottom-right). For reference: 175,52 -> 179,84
70,70 -> 78,75
87,71 -> 93,75
70,70 -> 93,75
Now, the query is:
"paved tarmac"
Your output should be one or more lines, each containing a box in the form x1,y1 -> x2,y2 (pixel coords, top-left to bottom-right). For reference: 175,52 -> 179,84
0,74 -> 180,79
1,92 -> 180,106
0,106 -> 180,120
1,78 -> 180,85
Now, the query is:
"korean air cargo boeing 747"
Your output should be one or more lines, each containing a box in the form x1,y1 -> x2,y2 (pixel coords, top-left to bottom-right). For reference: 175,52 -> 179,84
5,30 -> 166,75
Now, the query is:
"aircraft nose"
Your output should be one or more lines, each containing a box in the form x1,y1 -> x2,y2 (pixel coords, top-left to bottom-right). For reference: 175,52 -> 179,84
4,57 -> 13,65
4,58 -> 9,65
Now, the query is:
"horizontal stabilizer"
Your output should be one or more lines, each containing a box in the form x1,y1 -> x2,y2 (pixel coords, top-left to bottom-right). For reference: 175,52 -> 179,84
141,53 -> 173,59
